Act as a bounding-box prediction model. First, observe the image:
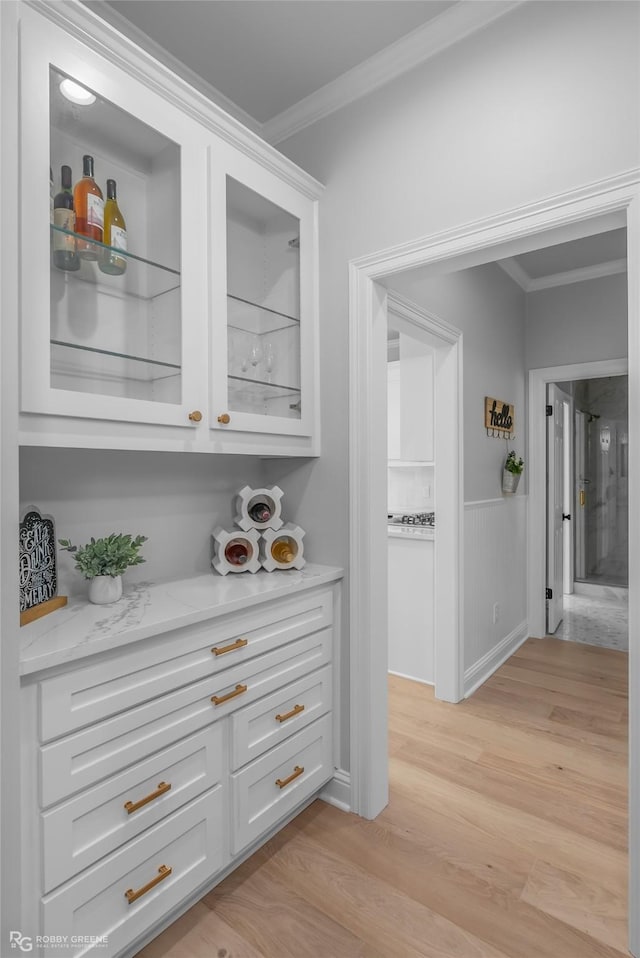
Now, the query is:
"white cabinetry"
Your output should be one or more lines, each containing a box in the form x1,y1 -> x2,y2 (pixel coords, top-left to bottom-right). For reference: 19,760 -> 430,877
21,572 -> 340,957
18,3 -> 321,456
388,536 -> 434,684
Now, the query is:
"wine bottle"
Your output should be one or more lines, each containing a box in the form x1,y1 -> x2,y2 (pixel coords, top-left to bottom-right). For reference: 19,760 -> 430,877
100,178 -> 127,275
224,539 -> 251,566
53,165 -> 80,272
73,154 -> 103,260
271,537 -> 296,564
248,501 -> 272,523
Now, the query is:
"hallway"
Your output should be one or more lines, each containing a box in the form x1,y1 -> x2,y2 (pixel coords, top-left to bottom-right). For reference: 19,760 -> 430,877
136,637 -> 629,958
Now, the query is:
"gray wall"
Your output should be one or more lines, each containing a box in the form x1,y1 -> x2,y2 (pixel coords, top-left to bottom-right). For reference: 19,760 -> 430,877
526,272 -> 628,370
20,448 -> 265,598
388,263 -> 526,502
275,0 -> 638,771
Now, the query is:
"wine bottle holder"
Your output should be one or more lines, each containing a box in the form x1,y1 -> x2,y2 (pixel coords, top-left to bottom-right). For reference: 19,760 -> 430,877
211,526 -> 261,576
259,523 -> 306,572
234,485 -> 284,532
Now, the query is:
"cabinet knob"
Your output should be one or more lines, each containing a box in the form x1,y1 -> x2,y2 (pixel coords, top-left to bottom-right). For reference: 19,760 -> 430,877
217,413 -> 231,424
188,410 -> 203,422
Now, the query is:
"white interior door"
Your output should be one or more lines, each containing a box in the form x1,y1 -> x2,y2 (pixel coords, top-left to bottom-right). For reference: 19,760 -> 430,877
547,383 -> 564,632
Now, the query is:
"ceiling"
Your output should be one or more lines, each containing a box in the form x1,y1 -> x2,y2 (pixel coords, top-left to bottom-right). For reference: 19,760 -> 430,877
86,0 -> 627,284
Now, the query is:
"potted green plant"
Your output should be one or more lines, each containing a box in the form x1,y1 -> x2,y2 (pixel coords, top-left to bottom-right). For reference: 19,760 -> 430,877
502,450 -> 524,494
58,532 -> 148,604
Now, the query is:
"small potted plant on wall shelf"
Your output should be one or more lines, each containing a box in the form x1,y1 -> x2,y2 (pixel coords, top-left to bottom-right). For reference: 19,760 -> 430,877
502,450 -> 524,494
58,532 -> 148,605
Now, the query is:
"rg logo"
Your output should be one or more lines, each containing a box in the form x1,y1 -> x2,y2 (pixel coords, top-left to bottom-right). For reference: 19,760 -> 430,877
9,932 -> 33,952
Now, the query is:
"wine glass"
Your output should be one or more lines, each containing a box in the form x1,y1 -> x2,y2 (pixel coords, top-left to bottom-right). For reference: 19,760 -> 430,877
263,342 -> 275,381
248,336 -> 264,371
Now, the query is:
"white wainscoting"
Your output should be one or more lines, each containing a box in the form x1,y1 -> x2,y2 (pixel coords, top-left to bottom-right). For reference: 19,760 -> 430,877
463,496 -> 528,696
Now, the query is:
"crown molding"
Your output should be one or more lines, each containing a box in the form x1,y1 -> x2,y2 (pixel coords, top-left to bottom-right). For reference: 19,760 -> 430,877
78,0 -> 262,136
498,255 -> 627,292
26,0 -> 323,199
262,0 -> 525,145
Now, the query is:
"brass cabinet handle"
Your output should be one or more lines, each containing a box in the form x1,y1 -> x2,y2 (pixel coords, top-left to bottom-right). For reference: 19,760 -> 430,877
125,864 -> 172,904
211,683 -> 247,706
217,413 -> 231,424
275,704 -> 305,724
275,765 -> 304,789
124,781 -> 171,815
211,637 -> 248,657
188,410 -> 203,422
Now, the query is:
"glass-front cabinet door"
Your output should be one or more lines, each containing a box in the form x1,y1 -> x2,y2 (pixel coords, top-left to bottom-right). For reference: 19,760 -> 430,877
210,143 -> 318,441
19,9 -> 209,431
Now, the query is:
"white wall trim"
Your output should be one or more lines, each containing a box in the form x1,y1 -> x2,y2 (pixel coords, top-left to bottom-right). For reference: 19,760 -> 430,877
464,620 -> 529,698
527,357 -> 628,640
264,1 -> 524,145
498,256 -> 626,292
320,769 -> 351,813
464,496 -> 526,509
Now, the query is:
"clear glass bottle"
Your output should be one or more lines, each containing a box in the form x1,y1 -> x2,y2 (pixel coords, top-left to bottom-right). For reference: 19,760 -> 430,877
271,537 -> 296,564
100,177 -> 127,275
52,165 -> 79,272
73,154 -> 103,260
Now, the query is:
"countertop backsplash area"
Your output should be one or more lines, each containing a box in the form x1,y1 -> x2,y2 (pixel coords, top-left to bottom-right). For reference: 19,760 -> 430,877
19,447 -> 267,599
388,462 -> 434,514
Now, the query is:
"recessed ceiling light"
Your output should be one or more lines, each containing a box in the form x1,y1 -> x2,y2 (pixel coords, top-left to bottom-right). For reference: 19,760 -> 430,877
59,79 -> 96,106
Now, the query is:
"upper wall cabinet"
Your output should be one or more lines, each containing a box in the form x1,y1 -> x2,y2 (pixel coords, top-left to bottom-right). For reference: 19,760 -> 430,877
18,5 -> 321,456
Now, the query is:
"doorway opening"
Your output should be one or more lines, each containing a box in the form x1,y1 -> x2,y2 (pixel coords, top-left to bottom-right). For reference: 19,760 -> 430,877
349,173 -> 639,952
546,370 -> 629,650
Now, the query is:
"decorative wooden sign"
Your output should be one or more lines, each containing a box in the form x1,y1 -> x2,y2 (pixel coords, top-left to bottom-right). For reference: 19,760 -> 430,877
19,507 -> 67,626
485,396 -> 515,439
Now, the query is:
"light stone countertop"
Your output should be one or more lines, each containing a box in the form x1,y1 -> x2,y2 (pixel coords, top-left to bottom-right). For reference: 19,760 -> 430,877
20,563 -> 344,678
388,525 -> 435,541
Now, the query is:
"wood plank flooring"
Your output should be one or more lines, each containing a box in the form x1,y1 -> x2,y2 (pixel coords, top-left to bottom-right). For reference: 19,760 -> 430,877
135,637 -> 629,958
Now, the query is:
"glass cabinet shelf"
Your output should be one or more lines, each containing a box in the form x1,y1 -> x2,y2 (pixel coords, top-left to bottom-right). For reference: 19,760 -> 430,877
50,226 -> 181,301
228,293 -> 299,335
50,339 -> 181,384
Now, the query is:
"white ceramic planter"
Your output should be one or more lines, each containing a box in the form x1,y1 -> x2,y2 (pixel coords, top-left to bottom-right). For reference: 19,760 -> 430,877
88,574 -> 123,605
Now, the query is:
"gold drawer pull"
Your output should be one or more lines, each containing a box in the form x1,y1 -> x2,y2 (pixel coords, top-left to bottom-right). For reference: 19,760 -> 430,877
211,683 -> 247,706
125,864 -> 172,904
275,703 -> 305,723
275,765 -> 304,789
124,781 -> 171,815
212,637 -> 248,656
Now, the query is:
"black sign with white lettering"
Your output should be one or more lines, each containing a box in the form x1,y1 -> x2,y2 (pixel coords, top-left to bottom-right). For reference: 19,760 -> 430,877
19,508 -> 58,613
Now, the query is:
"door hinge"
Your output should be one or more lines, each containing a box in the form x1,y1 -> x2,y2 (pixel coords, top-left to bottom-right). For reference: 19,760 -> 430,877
546,587 -> 553,600
546,405 -> 553,416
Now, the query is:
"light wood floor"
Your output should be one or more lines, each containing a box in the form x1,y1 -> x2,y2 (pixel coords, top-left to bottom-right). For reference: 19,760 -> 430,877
136,637 -> 629,958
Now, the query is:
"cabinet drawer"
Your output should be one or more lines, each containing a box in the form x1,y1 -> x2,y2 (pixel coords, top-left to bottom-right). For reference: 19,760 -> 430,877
38,589 -> 333,742
230,665 -> 332,770
40,788 -> 225,958
230,713 -> 332,856
40,628 -> 331,807
41,724 -> 223,893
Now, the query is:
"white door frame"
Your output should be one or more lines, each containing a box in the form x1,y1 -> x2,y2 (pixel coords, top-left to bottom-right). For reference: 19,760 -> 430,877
529,358 -> 628,638
349,169 -> 640,955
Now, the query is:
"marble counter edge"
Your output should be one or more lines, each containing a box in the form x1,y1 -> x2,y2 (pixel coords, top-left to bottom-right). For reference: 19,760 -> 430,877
20,563 -> 344,678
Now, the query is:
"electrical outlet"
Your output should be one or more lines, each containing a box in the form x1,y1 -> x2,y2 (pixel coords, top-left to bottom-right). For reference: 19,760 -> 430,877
492,602 -> 500,624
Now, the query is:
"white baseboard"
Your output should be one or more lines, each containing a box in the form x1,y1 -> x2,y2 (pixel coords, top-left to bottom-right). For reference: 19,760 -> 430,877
464,620 -> 528,697
320,768 -> 351,812
388,669 -> 434,687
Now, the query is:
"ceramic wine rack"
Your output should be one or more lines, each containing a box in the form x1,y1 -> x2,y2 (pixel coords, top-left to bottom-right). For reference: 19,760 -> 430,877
212,486 -> 305,575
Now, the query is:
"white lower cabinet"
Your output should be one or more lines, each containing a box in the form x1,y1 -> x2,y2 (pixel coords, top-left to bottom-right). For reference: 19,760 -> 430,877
21,580 -> 339,958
